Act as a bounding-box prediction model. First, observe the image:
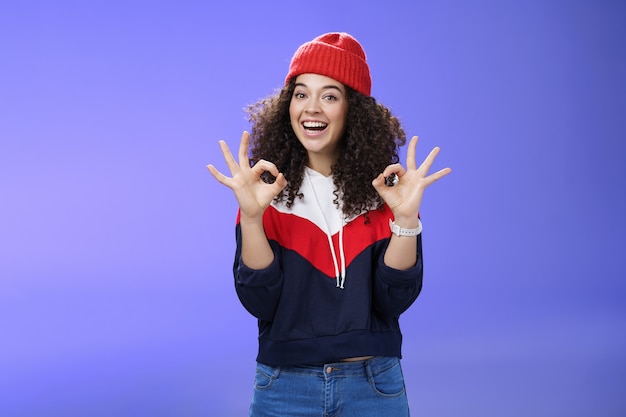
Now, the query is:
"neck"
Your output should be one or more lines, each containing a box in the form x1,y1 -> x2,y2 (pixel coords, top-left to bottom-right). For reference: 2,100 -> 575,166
306,154 -> 335,177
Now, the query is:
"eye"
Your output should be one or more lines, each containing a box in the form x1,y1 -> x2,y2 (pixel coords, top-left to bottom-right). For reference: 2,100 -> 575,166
323,94 -> 337,101
294,92 -> 306,99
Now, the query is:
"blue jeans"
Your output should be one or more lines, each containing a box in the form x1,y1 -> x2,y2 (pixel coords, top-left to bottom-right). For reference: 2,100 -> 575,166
249,356 -> 410,417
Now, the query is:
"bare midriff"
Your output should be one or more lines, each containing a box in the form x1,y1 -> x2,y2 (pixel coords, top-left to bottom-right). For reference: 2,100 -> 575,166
340,356 -> 374,362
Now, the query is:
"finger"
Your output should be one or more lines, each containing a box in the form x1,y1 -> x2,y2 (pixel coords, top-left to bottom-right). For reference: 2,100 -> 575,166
256,173 -> 288,210
424,167 -> 452,186
371,173 -> 385,189
417,146 -> 441,175
371,173 -> 395,199
206,164 -> 232,187
219,140 -> 240,174
251,159 -> 281,177
381,163 -> 404,178
406,136 -> 419,171
238,131 -> 251,169
273,173 -> 288,191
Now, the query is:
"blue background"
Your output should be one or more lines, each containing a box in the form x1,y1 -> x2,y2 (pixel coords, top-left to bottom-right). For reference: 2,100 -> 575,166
1,1 -> 625,416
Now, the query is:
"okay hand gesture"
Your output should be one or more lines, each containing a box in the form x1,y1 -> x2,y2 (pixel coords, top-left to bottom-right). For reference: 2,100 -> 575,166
372,136 -> 451,224
207,131 -> 287,220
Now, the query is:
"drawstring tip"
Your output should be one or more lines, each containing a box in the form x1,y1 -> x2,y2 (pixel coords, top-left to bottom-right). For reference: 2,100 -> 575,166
337,275 -> 346,290
336,275 -> 345,290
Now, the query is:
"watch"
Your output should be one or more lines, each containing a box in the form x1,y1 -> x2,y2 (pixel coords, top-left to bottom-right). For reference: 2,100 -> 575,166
389,218 -> 422,237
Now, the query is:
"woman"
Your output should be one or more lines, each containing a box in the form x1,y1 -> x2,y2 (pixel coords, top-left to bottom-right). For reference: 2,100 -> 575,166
208,32 -> 451,417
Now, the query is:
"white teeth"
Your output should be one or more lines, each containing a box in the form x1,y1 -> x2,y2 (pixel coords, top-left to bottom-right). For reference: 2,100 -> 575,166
303,121 -> 327,129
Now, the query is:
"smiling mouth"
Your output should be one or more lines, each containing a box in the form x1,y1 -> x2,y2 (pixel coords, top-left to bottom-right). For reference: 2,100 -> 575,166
303,121 -> 328,132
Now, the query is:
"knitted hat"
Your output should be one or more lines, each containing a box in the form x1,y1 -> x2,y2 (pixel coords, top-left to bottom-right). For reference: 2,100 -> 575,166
285,32 -> 371,97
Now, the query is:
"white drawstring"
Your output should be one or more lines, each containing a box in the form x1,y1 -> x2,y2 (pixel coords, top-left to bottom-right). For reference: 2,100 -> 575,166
305,170 -> 346,289
338,219 -> 346,289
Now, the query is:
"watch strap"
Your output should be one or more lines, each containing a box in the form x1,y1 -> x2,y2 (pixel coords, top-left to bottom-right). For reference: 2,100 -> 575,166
389,218 -> 422,237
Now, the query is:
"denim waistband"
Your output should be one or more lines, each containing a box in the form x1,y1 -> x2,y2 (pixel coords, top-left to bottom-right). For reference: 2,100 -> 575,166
259,356 -> 400,378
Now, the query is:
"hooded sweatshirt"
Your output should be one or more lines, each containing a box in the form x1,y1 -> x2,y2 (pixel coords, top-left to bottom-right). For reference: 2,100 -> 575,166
233,167 -> 423,366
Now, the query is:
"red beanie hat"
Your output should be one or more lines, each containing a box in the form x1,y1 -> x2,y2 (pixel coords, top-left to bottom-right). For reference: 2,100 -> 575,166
285,32 -> 372,97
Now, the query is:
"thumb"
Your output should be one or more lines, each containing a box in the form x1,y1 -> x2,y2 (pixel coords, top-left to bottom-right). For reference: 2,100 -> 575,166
371,173 -> 384,189
371,173 -> 391,199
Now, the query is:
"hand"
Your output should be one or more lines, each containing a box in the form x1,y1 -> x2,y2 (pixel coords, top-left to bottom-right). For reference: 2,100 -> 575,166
372,136 -> 451,225
207,131 -> 287,220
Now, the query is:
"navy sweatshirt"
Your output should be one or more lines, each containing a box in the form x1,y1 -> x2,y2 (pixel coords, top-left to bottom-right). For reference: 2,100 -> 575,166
233,168 -> 423,366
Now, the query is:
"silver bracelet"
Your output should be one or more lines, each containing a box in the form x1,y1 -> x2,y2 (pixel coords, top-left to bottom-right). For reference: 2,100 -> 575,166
389,218 -> 422,237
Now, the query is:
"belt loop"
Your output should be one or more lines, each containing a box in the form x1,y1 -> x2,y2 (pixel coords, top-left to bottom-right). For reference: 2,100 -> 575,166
365,358 -> 374,383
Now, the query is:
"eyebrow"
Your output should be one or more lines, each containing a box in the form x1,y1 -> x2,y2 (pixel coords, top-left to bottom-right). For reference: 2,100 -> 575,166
294,83 -> 344,93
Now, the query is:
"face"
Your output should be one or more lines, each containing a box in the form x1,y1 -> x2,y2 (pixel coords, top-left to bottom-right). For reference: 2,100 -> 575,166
289,73 -> 348,173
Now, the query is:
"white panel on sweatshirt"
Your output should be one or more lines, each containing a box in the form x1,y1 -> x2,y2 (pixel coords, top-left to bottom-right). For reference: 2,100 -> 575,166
271,167 -> 344,234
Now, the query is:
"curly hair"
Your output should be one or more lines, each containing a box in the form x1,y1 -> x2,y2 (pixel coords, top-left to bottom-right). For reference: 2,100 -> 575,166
246,79 -> 406,219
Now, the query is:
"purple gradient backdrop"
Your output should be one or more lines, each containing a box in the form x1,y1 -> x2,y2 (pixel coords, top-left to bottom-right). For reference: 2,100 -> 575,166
1,1 -> 625,416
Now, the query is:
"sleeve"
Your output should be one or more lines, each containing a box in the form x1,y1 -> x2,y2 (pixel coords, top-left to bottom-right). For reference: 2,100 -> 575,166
232,224 -> 284,322
372,234 -> 423,318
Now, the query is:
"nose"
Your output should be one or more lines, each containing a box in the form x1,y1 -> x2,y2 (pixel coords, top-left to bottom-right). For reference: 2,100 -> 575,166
305,99 -> 321,113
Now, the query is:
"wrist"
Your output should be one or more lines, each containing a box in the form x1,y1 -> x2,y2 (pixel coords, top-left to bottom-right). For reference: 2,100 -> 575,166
239,213 -> 264,226
390,215 -> 419,229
